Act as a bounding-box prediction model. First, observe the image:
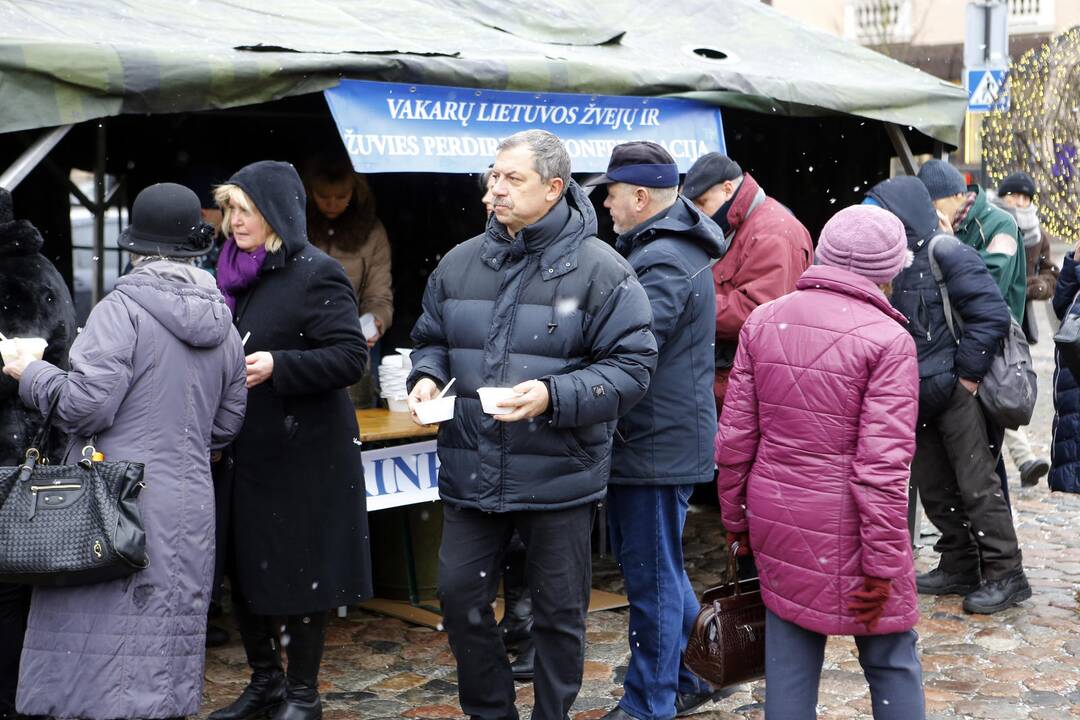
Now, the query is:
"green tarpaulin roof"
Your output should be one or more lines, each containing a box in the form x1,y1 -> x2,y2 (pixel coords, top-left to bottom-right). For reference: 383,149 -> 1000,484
0,0 -> 967,144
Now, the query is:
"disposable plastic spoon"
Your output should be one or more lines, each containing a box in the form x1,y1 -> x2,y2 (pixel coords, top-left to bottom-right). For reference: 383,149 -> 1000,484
436,377 -> 457,400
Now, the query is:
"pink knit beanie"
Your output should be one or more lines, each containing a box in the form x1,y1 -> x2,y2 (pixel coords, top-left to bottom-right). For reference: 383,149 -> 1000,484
815,205 -> 910,284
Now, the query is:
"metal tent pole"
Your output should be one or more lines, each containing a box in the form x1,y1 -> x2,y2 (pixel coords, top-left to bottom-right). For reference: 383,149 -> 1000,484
0,125 -> 73,190
92,123 -> 107,306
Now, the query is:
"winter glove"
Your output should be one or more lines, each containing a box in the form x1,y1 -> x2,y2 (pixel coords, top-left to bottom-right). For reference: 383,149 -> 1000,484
848,576 -> 891,631
725,531 -> 751,557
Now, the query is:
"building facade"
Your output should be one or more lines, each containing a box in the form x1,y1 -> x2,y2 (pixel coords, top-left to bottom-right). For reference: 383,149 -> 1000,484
768,0 -> 1080,82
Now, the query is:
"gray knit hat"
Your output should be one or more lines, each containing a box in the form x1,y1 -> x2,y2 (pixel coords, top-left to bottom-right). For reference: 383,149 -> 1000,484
917,159 -> 967,200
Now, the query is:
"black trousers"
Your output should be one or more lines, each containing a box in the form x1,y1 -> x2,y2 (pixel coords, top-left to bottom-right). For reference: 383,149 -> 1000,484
439,502 -> 595,720
913,385 -> 1022,580
0,582 -> 30,713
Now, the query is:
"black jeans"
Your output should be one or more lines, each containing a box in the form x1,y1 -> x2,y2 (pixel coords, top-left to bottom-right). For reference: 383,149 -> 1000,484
438,502 -> 595,720
0,582 -> 30,713
913,384 -> 1022,580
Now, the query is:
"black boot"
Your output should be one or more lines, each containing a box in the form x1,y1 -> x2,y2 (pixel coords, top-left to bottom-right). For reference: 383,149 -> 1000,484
915,566 -> 980,596
206,622 -> 231,648
270,612 -> 327,720
510,638 -> 535,681
208,603 -> 285,720
962,569 -> 1032,614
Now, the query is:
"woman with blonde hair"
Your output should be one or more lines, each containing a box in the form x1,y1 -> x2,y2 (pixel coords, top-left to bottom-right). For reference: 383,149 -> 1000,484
209,161 -> 371,720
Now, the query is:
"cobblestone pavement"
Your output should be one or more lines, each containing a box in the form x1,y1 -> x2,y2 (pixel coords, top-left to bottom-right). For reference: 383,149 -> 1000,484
199,251 -> 1080,719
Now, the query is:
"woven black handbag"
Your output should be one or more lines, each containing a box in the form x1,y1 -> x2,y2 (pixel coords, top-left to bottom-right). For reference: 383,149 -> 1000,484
0,396 -> 149,586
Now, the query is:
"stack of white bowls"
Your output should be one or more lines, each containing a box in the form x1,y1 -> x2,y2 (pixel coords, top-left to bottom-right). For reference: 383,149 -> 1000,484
379,348 -> 413,412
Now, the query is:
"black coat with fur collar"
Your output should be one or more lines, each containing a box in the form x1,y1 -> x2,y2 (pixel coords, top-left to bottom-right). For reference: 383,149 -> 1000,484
0,217 -> 77,464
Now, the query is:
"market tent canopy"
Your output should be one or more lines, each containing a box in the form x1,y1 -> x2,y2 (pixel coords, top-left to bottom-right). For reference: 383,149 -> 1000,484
0,0 -> 966,144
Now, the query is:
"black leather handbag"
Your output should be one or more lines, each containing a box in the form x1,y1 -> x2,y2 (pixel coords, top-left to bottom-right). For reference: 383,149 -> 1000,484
0,396 -> 149,586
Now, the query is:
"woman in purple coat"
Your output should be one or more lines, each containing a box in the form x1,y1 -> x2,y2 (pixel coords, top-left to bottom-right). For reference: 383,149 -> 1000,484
3,183 -> 247,720
715,205 -> 924,719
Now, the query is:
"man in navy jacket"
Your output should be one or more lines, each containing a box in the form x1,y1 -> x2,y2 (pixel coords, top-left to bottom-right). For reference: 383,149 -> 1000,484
588,143 -> 728,719
866,177 -> 1029,616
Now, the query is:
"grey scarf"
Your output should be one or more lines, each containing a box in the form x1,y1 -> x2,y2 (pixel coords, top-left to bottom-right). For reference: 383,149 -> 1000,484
1013,204 -> 1041,249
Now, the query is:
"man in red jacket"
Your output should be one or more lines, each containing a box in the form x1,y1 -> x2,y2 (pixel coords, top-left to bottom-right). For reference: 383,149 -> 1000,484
682,154 -> 813,411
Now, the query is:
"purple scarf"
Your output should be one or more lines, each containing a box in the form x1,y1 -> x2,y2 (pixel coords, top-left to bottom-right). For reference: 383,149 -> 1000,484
216,237 -> 267,312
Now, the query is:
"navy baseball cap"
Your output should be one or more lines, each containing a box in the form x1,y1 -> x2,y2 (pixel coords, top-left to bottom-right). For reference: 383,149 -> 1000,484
682,153 -> 743,200
584,141 -> 679,188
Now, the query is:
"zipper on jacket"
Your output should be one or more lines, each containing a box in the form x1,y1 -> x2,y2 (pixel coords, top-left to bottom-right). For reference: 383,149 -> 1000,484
496,254 -> 535,511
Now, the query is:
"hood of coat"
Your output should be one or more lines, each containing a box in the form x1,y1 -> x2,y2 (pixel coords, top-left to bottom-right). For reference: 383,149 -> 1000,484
226,161 -> 309,266
481,180 -> 598,279
113,260 -> 233,348
0,218 -> 45,258
864,176 -> 940,250
796,265 -> 909,326
615,194 -> 728,260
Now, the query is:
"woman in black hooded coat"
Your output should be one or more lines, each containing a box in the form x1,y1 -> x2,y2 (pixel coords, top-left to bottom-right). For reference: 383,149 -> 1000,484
207,161 -> 370,720
0,187 -> 76,717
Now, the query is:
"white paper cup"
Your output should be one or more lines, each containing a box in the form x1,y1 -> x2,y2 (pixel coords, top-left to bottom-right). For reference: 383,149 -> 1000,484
387,396 -> 411,413
359,312 -> 377,340
18,337 -> 47,361
414,396 -> 455,425
0,339 -> 18,366
477,387 -> 519,415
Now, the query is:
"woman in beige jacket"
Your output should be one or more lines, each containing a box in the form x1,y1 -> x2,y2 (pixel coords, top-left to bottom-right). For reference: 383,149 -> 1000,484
304,156 -> 394,347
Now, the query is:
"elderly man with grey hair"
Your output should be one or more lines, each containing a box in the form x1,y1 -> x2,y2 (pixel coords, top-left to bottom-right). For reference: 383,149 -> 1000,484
407,129 -> 657,720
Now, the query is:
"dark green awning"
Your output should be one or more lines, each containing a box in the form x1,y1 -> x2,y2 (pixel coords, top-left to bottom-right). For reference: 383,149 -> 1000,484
0,0 -> 966,144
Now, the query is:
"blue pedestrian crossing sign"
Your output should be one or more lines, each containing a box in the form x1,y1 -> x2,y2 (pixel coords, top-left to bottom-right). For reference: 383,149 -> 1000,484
965,68 -> 1009,112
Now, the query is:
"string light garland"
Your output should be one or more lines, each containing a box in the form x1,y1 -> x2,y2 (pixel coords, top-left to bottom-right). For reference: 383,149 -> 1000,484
982,27 -> 1080,244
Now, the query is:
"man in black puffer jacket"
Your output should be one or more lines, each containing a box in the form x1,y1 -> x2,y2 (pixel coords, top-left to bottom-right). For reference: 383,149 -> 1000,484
407,130 -> 656,720
865,177 -> 1029,616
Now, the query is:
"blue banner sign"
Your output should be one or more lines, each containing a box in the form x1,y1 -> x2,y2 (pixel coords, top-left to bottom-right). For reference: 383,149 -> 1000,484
363,439 -> 440,511
324,80 -> 726,174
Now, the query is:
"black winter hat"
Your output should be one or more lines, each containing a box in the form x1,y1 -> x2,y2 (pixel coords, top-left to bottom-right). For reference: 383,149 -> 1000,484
681,153 -> 743,201
998,171 -> 1037,198
917,159 -> 967,200
120,183 -> 215,257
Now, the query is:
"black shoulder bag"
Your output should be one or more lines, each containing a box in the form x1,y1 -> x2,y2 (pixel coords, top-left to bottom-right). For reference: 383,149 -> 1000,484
0,395 -> 149,586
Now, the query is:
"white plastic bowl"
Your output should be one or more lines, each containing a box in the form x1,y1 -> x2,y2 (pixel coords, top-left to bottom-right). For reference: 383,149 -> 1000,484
477,387 -> 519,415
414,396 -> 455,425
387,396 -> 411,413
0,340 -> 17,366
0,337 -> 46,364
20,338 -> 47,360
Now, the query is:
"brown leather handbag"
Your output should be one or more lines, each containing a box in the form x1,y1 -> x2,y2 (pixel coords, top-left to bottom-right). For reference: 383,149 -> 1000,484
683,543 -> 766,688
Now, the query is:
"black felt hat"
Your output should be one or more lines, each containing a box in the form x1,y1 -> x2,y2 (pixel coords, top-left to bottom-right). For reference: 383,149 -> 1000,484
119,183 -> 215,257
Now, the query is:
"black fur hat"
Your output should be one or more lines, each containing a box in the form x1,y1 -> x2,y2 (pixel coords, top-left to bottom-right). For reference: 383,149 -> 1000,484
0,187 -> 14,231
0,188 -> 45,256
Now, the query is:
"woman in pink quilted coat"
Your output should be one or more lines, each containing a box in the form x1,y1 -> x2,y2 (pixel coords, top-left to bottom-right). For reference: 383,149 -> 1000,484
715,205 -> 924,719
